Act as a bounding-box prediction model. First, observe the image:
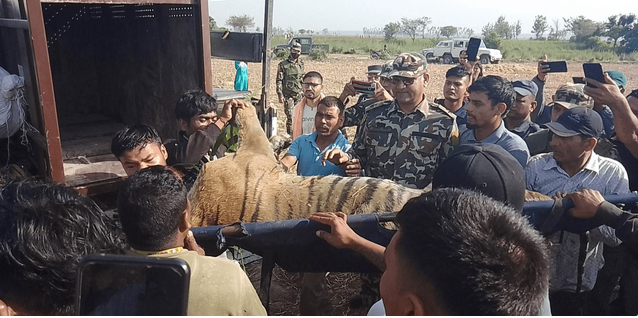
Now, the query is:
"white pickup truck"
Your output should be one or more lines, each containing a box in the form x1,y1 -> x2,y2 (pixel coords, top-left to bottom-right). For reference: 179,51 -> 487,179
422,39 -> 502,64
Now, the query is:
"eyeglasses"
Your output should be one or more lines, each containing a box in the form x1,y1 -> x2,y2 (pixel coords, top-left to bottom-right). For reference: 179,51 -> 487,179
391,77 -> 416,87
302,83 -> 321,89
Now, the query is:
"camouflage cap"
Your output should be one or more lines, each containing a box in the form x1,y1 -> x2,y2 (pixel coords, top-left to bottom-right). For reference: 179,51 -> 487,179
552,84 -> 591,110
379,60 -> 394,78
291,41 -> 302,50
388,52 -> 427,78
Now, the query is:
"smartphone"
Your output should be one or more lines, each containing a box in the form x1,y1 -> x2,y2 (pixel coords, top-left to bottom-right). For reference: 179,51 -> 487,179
583,63 -> 604,88
572,77 -> 585,84
351,79 -> 376,95
541,61 -> 568,73
76,254 -> 190,316
466,38 -> 482,62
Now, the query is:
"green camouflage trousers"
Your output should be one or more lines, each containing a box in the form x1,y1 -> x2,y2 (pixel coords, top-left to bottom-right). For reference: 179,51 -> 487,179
283,93 -> 302,135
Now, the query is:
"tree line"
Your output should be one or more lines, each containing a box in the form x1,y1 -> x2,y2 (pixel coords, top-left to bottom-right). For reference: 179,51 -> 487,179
528,14 -> 637,53
211,13 -> 638,54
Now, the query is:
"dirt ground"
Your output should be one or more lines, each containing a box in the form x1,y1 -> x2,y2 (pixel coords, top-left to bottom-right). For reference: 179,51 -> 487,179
211,55 -> 638,316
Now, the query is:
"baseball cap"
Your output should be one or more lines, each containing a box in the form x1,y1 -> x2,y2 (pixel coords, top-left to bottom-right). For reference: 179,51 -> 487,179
388,52 -> 426,78
512,80 -> 538,97
379,60 -> 394,78
551,83 -> 590,110
432,144 -> 525,212
604,70 -> 627,88
545,107 -> 603,138
367,65 -> 382,75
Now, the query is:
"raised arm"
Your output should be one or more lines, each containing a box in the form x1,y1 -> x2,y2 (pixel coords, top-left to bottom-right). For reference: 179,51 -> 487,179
584,74 -> 638,158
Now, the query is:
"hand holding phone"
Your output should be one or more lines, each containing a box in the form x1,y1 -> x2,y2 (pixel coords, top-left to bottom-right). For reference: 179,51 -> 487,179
583,63 -> 604,88
540,61 -> 567,73
466,38 -> 481,62
351,80 -> 377,95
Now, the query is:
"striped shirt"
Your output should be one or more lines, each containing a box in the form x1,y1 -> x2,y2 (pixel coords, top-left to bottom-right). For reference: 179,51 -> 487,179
525,151 -> 630,293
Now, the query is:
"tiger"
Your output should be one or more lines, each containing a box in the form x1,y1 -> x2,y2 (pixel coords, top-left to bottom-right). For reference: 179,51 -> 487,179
188,100 -> 423,227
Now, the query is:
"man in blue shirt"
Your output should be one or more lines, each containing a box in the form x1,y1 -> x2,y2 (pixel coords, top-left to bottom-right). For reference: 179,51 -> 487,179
434,65 -> 470,128
279,95 -> 351,315
460,76 -> 530,167
281,96 -> 351,177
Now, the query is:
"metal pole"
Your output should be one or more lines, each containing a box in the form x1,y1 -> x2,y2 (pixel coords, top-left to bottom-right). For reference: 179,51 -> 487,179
260,0 -> 273,113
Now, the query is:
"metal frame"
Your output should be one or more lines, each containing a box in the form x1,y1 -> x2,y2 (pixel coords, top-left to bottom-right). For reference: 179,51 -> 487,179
2,0 -> 212,193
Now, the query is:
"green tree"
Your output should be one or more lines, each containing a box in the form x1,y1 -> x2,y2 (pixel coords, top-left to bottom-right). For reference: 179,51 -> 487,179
564,16 -> 602,42
604,14 -> 636,49
384,22 -> 401,41
209,16 -> 218,31
299,29 -> 306,35
548,19 -> 567,40
417,17 -> 432,39
225,14 -> 255,32
494,16 -> 512,39
531,15 -> 548,40
439,25 -> 458,37
429,26 -> 441,38
514,20 -> 522,39
622,24 -> 638,53
458,27 -> 474,37
322,28 -> 329,35
483,32 -> 502,49
400,17 -> 422,43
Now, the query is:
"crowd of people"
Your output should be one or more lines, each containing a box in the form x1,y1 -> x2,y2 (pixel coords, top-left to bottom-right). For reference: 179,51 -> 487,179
1,43 -> 638,316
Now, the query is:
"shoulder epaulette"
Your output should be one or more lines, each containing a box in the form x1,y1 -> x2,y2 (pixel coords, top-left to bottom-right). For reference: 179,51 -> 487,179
429,101 -> 457,120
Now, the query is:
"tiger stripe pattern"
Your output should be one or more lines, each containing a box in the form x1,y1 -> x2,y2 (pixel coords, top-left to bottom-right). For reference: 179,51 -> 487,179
189,102 -> 423,227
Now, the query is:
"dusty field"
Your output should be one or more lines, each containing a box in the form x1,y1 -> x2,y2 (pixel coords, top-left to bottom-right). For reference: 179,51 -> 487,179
211,55 -> 638,316
212,55 -> 638,138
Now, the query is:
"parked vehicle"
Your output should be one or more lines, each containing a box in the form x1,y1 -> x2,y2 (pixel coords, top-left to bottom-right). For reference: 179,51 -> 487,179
422,39 -> 502,64
273,37 -> 329,55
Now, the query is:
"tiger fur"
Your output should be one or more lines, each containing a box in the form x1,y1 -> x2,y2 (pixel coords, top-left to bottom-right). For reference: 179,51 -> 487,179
189,102 -> 423,227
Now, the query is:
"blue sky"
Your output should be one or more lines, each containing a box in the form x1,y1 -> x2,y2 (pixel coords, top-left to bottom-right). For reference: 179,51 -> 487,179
209,0 -> 636,36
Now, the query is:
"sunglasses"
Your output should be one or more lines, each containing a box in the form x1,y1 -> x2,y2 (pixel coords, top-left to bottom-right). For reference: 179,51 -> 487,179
302,82 -> 321,89
391,77 -> 416,86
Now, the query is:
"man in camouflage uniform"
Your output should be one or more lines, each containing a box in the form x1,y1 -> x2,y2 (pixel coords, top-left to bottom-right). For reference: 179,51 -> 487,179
323,52 -> 459,309
276,42 -> 304,135
327,53 -> 459,189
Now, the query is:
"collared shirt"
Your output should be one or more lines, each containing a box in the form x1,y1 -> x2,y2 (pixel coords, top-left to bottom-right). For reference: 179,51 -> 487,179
509,119 -> 541,140
349,97 -> 458,189
525,152 -> 629,293
434,98 -> 467,126
287,131 -> 351,177
460,120 -> 530,167
454,103 -> 468,126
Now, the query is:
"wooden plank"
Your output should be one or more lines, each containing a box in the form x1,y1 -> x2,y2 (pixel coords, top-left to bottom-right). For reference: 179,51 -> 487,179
61,135 -> 113,159
25,0 -> 65,183
198,0 -> 210,95
63,155 -> 126,187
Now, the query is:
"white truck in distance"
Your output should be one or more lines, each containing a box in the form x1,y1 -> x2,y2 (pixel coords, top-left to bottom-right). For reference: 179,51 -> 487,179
422,39 -> 502,64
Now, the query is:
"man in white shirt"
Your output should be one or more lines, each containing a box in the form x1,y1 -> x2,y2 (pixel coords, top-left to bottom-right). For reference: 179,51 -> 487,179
292,71 -> 325,139
525,106 -> 629,315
